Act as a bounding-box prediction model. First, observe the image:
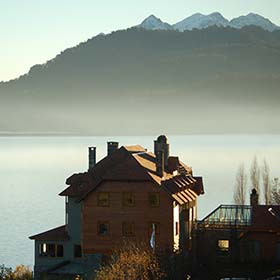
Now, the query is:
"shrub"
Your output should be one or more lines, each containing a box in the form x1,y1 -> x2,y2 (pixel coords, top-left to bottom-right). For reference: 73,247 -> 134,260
93,242 -> 165,280
0,265 -> 32,280
12,265 -> 32,280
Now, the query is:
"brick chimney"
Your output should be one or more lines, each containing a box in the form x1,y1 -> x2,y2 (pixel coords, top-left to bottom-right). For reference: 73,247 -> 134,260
154,135 -> 170,177
107,141 -> 119,156
88,147 -> 96,170
250,188 -> 259,206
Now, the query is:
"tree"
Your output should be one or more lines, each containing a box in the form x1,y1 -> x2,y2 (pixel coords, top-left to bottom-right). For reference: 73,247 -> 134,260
271,177 -> 280,205
234,163 -> 247,205
262,159 -> 271,204
250,156 -> 260,195
0,264 -> 32,280
12,265 -> 32,280
0,264 -> 12,280
93,242 -> 165,280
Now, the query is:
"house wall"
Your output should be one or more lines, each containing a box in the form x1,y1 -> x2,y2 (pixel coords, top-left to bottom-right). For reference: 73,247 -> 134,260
240,232 -> 280,263
33,197 -> 82,276
173,204 -> 180,251
34,240 -> 70,273
195,228 -> 241,266
184,200 -> 197,250
66,196 -> 81,245
82,181 -> 174,254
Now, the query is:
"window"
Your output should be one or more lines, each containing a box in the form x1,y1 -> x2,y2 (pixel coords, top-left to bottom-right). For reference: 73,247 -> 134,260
148,222 -> 160,236
122,222 -> 135,236
149,193 -> 160,207
218,240 -> 230,252
74,245 -> 82,258
98,221 -> 109,235
56,244 -> 64,257
123,192 -> 135,207
39,243 -> 64,258
97,192 -> 109,206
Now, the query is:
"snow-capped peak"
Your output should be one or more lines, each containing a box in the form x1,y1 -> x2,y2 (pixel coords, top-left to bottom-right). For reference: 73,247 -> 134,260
137,14 -> 172,30
136,13 -> 279,32
230,13 -> 279,32
173,12 -> 229,31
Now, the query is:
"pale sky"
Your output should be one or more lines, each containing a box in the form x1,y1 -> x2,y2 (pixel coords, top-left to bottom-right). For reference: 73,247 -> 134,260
1,0 -> 280,82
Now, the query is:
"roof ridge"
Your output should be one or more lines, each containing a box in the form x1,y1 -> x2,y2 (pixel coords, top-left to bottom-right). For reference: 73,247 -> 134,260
130,151 -> 161,185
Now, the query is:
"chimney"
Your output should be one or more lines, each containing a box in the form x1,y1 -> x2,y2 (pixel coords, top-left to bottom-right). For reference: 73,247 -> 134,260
250,188 -> 259,206
154,135 -> 170,176
88,147 -> 96,170
107,141 -> 119,156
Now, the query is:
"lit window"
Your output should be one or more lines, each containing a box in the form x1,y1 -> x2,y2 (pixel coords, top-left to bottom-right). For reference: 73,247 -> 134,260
98,221 -> 109,235
97,193 -> 109,207
218,240 -> 230,251
149,193 -> 160,207
123,192 -> 135,207
122,222 -> 135,236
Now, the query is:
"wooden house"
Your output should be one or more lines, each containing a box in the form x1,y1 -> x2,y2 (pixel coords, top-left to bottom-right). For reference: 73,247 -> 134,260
29,135 -> 204,279
194,189 -> 280,279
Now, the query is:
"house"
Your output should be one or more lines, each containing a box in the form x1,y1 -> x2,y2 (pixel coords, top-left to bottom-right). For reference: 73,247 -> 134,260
194,189 -> 280,279
29,135 -> 204,279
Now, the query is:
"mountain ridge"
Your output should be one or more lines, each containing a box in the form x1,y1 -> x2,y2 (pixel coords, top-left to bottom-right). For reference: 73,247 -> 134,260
138,12 -> 280,32
1,26 -> 280,135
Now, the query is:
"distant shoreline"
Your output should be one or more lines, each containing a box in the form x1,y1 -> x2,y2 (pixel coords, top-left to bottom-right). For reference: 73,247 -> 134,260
1,132 -> 280,137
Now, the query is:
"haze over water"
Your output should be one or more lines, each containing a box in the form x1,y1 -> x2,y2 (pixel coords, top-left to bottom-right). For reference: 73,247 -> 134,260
0,134 -> 279,268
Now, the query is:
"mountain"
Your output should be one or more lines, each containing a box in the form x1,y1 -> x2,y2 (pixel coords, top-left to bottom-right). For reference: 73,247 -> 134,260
173,12 -> 229,31
136,13 -> 279,32
1,27 -> 280,135
230,13 -> 280,32
138,15 -> 172,30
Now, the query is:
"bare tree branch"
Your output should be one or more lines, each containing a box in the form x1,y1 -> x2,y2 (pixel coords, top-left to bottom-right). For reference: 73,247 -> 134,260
250,156 -> 260,196
234,163 -> 247,205
262,159 -> 271,205
271,177 -> 280,205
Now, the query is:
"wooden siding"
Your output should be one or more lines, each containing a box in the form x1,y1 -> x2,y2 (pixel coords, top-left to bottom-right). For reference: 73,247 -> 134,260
82,181 -> 173,254
240,232 -> 280,262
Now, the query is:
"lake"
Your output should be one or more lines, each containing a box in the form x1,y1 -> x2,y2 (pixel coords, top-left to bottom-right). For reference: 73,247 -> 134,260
0,134 -> 279,268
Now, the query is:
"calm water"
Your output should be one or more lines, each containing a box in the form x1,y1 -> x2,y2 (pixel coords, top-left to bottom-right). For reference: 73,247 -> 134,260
0,135 -> 279,268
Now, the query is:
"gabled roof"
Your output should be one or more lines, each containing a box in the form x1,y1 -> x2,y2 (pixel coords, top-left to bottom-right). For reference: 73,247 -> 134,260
59,145 -> 204,202
29,225 -> 69,241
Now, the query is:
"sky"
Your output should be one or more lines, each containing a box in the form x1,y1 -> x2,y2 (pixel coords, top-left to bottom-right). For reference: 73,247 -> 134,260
1,0 -> 280,82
